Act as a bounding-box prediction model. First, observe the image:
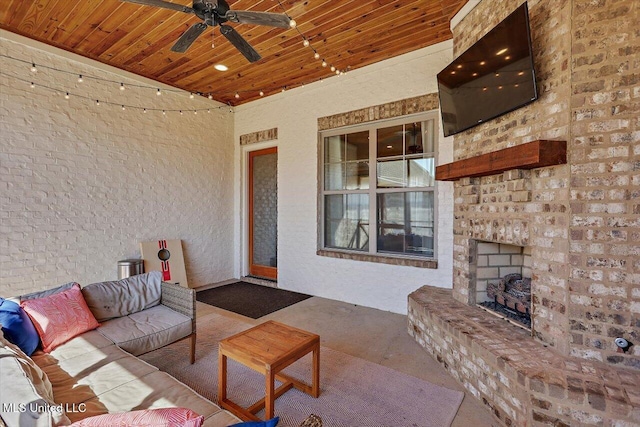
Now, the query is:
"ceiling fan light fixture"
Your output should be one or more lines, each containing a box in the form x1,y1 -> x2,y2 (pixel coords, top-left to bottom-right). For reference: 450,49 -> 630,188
214,64 -> 228,71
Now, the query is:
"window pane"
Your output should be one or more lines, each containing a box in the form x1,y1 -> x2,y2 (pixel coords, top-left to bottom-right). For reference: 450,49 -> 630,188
324,163 -> 344,191
324,135 -> 345,163
404,122 -> 423,155
325,194 -> 369,251
346,161 -> 369,190
377,125 -> 403,158
407,157 -> 435,187
346,131 -> 369,161
423,119 -> 435,154
377,159 -> 405,188
377,191 -> 434,257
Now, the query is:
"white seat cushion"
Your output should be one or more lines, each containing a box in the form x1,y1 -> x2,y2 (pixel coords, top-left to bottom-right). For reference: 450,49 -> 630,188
97,305 -> 192,356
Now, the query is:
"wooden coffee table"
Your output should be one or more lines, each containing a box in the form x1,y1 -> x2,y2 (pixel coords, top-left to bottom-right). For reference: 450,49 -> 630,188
218,320 -> 320,421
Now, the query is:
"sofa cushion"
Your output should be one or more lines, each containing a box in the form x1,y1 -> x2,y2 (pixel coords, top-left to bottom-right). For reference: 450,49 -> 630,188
82,271 -> 162,322
0,297 -> 40,355
69,407 -> 204,427
0,331 -> 70,427
96,305 -> 192,356
21,284 -> 100,353
31,330 -> 115,369
38,344 -> 158,407
17,282 -> 76,302
71,371 -> 225,423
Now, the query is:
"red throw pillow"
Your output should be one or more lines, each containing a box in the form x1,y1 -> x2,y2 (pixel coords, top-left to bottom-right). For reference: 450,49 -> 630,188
70,408 -> 204,427
21,283 -> 100,353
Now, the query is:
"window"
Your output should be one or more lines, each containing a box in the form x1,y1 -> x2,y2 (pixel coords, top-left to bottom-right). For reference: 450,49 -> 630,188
320,114 -> 437,258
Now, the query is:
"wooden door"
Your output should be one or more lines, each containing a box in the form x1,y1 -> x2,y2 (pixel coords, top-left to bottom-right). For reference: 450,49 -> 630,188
248,147 -> 278,280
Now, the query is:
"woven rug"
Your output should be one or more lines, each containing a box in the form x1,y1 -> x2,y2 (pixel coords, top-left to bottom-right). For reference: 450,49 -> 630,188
139,312 -> 464,427
196,282 -> 312,319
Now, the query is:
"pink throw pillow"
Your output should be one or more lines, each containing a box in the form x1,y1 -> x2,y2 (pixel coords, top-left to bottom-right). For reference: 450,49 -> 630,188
70,408 -> 204,427
21,283 -> 100,353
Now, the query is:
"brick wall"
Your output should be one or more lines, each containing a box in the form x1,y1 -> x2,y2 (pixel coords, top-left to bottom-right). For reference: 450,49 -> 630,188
449,0 -> 639,368
568,0 -> 640,370
0,34 -> 235,294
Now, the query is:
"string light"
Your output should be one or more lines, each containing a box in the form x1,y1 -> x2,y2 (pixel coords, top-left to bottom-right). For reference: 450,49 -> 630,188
65,92 -> 70,99
30,82 -> 35,88
96,99 -> 100,106
2,7 -> 352,106
122,105 -> 126,110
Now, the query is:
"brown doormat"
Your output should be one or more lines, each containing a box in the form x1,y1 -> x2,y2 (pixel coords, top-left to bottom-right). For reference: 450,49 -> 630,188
196,282 -> 312,319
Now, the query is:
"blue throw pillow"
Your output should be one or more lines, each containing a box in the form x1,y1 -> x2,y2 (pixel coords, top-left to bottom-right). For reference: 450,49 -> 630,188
0,298 -> 40,355
228,417 -> 279,427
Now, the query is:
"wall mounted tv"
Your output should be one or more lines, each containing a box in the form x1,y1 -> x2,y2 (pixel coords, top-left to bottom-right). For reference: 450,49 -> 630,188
437,2 -> 538,137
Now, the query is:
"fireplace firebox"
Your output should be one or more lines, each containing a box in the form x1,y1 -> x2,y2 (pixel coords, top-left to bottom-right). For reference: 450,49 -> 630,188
472,241 -> 532,329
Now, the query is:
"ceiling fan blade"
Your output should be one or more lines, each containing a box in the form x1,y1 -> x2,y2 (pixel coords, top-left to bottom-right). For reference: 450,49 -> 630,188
119,0 -> 193,14
220,25 -> 261,63
225,10 -> 291,29
171,22 -> 208,53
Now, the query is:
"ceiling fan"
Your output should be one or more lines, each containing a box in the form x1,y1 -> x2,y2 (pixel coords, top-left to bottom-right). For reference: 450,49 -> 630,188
119,0 -> 293,62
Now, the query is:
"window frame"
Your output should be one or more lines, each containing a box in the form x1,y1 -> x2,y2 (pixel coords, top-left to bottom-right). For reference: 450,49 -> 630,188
318,112 -> 439,260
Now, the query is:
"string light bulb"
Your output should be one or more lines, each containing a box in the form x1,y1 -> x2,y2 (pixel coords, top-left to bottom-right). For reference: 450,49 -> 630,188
30,63 -> 37,73
78,75 -> 83,83
330,66 -> 335,72
122,105 -> 126,110
190,93 -> 195,99
234,92 -> 240,99
162,110 -> 166,115
65,92 -> 70,99
314,52 -> 320,60
30,82 -> 35,88
289,19 -> 296,28
143,108 -> 147,113
156,88 -> 162,96
303,39 -> 309,47
194,110 -> 197,114
335,69 -> 340,75
120,83 -> 125,91
322,60 -> 327,67
259,91 -> 264,96
208,94 -> 213,100
96,100 -> 100,106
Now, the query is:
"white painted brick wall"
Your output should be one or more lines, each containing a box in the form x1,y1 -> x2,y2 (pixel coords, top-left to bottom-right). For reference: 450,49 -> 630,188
1,34 -> 235,295
234,41 -> 456,314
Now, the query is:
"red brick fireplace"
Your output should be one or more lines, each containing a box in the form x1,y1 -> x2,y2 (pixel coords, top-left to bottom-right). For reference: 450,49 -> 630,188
408,0 -> 639,425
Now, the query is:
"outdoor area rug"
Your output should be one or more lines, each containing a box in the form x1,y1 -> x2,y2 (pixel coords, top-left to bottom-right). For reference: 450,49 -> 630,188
196,281 -> 312,319
140,312 -> 464,427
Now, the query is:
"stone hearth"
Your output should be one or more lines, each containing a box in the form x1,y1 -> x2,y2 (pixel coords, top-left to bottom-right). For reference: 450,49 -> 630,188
408,287 -> 640,426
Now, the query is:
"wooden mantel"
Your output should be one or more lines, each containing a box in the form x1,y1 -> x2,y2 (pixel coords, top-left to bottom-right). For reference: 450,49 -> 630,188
435,140 -> 567,181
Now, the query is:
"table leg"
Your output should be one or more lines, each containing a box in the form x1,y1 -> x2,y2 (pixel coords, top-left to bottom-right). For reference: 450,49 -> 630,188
265,367 -> 275,419
218,352 -> 227,405
312,343 -> 320,398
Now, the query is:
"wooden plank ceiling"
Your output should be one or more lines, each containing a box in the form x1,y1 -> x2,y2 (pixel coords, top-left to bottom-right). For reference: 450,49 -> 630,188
0,0 -> 468,106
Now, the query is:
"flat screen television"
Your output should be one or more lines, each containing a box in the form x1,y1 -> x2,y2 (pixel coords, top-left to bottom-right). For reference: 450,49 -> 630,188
437,2 -> 538,137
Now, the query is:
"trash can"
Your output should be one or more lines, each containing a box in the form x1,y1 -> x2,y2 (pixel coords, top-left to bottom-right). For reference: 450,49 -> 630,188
118,259 -> 144,280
